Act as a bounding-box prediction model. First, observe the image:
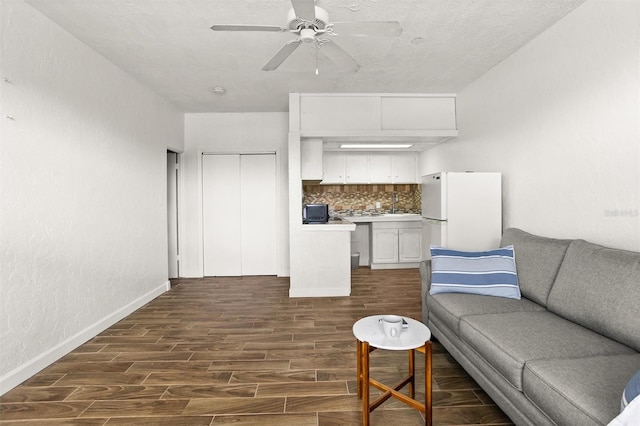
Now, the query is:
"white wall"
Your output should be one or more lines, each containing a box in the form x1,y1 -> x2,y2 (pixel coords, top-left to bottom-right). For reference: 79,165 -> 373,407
421,0 -> 640,251
182,113 -> 289,278
0,0 -> 184,394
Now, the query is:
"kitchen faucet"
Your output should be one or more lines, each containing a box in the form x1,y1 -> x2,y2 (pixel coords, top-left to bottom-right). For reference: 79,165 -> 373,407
391,192 -> 398,214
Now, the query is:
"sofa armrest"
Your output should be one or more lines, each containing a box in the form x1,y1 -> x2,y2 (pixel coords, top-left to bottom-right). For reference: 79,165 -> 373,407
419,260 -> 432,324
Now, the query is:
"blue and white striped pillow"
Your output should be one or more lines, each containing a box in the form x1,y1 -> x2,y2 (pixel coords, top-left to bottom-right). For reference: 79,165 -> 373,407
622,369 -> 640,412
430,245 -> 521,299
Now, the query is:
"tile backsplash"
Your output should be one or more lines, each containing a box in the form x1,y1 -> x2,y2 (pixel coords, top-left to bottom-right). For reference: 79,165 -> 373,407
303,184 -> 421,215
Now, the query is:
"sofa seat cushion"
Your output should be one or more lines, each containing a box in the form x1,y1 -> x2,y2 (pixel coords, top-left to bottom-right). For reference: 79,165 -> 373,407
547,239 -> 640,352
523,354 -> 640,426
428,292 -> 545,335
459,311 -> 635,391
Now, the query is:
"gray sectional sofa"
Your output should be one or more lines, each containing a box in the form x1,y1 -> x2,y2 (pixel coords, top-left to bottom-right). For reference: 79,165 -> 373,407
420,227 -> 640,426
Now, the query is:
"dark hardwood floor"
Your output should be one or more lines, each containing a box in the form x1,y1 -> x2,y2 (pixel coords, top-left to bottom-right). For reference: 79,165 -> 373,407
0,268 -> 513,425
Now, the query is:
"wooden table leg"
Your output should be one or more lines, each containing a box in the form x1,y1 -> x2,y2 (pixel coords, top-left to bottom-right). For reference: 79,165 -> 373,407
362,341 -> 370,426
357,337 -> 430,425
356,339 -> 362,398
408,348 -> 415,399
425,341 -> 432,426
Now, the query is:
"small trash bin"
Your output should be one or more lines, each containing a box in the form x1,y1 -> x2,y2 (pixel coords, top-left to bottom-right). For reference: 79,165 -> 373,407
351,252 -> 360,270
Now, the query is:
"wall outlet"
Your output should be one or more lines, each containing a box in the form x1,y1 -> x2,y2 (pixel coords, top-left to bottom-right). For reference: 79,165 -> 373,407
375,201 -> 381,209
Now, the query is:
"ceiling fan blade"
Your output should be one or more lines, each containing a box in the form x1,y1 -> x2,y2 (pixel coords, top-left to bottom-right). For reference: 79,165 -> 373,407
211,24 -> 286,32
319,40 -> 360,72
330,21 -> 403,37
262,39 -> 303,71
291,0 -> 316,22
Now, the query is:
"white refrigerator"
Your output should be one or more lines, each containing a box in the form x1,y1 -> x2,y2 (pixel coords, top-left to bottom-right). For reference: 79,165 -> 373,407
422,172 -> 502,258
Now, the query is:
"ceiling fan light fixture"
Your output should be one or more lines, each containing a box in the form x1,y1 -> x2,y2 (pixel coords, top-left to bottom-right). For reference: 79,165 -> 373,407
300,28 -> 316,42
211,86 -> 226,95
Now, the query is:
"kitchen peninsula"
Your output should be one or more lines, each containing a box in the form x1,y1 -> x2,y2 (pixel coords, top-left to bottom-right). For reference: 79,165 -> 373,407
298,213 -> 422,295
295,217 -> 356,297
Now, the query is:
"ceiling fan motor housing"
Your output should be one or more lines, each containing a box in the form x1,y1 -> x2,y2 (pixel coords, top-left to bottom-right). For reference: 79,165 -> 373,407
287,6 -> 329,32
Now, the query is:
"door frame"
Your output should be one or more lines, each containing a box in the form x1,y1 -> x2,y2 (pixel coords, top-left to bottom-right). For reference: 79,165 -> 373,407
167,150 -> 182,279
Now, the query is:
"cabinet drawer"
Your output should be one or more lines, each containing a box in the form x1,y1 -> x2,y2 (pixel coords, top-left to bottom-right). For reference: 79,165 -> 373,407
372,221 -> 422,230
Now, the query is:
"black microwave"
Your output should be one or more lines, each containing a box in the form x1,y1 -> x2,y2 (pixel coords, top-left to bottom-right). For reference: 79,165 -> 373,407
303,204 -> 329,224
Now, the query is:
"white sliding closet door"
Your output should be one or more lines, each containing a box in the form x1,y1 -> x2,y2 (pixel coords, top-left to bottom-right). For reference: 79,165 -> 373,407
240,154 -> 277,275
203,154 -> 242,276
202,153 -> 276,276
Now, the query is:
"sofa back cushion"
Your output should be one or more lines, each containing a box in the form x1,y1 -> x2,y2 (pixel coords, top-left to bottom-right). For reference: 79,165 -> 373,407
500,228 -> 572,307
547,239 -> 640,351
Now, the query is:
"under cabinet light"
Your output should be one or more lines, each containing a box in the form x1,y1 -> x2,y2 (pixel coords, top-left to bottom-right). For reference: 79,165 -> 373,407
340,144 -> 413,149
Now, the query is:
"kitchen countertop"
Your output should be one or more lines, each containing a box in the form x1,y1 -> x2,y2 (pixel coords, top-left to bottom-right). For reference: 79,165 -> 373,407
300,214 -> 423,231
302,217 -> 356,231
339,213 -> 423,223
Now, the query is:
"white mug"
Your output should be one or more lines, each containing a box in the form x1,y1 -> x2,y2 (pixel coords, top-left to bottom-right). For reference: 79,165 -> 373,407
381,315 -> 403,338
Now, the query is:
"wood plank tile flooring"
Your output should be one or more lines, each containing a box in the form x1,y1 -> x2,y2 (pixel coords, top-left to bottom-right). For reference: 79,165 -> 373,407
0,268 -> 513,425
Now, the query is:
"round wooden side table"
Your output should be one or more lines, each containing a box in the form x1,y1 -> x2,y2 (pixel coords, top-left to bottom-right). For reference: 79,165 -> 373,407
353,315 -> 432,426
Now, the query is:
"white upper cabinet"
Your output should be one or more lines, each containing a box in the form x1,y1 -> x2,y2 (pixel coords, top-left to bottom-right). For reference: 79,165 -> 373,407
322,152 -> 418,184
345,154 -> 369,183
368,153 -> 417,183
322,152 -> 370,184
368,154 -> 392,183
391,153 -> 417,183
297,94 -> 457,141
380,97 -> 456,130
300,138 -> 323,180
300,96 -> 380,131
322,152 -> 345,184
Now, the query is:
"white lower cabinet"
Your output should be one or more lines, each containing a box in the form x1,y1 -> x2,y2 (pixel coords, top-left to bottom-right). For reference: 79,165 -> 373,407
399,228 -> 422,262
371,221 -> 422,269
371,228 -> 399,263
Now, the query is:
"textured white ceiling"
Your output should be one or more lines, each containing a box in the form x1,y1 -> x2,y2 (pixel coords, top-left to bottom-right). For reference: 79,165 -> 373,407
25,0 -> 586,113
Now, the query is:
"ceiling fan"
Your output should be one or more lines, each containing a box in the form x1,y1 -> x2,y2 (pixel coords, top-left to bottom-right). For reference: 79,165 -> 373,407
210,0 -> 402,72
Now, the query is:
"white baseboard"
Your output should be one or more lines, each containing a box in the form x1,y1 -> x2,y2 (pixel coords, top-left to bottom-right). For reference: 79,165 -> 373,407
0,281 -> 170,396
370,263 -> 420,270
289,287 -> 350,298
278,268 -> 290,277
